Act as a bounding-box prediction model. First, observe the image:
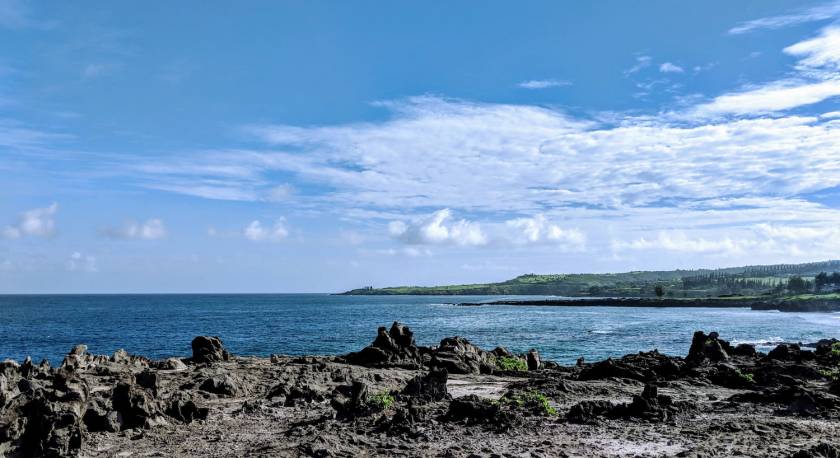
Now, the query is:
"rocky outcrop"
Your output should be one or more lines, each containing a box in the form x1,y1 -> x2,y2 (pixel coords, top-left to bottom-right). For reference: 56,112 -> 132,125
344,322 -> 425,369
430,336 -> 496,374
568,384 -> 694,423
190,336 -> 231,364
687,331 -> 732,364
401,368 -> 449,402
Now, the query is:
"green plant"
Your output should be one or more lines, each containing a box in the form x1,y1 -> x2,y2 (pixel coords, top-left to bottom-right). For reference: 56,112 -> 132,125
367,392 -> 395,410
496,390 -> 558,416
734,369 -> 754,384
819,367 -> 840,381
831,342 -> 840,357
495,356 -> 528,372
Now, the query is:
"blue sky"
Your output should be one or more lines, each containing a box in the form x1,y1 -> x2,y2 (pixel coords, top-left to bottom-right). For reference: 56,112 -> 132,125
2,1 -> 840,293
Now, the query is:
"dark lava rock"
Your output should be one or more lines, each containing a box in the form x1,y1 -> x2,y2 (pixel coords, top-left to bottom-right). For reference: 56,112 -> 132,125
83,397 -> 122,433
19,394 -> 84,457
112,382 -> 159,429
578,351 -> 681,382
527,349 -> 541,371
190,336 -> 230,364
567,400 -> 616,424
431,336 -> 495,375
567,384 -> 693,423
135,370 -> 159,396
687,331 -> 731,364
445,395 -> 512,428
165,395 -> 208,424
790,443 -> 840,458
198,375 -> 241,397
401,368 -> 450,402
768,344 -> 801,361
733,343 -> 758,357
345,322 -> 425,369
729,385 -> 839,416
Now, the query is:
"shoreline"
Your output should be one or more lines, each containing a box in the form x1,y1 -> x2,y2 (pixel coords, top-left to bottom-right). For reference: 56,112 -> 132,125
2,323 -> 840,456
456,296 -> 840,312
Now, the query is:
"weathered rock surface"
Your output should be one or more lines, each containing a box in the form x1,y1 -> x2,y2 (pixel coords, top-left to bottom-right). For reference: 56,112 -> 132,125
1,328 -> 839,457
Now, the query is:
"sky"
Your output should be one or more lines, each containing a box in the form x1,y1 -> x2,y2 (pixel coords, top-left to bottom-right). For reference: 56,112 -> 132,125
2,1 -> 840,293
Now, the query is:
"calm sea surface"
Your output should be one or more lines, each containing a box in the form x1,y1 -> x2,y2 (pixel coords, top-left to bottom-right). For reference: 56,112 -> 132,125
2,294 -> 840,365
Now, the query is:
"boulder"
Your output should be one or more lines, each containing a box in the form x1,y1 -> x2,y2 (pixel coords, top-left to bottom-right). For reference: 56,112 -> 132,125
111,382 -> 159,429
401,368 -> 449,402
165,395 -> 208,424
687,331 -> 730,364
190,336 -> 230,364
431,336 -> 495,375
19,394 -> 84,457
768,344 -> 801,361
733,343 -> 757,357
199,375 -> 241,397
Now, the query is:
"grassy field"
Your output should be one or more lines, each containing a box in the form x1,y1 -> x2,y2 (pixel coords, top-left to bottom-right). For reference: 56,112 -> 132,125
342,261 -> 840,297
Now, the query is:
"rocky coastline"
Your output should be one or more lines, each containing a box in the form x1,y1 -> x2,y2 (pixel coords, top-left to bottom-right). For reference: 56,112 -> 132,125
458,296 -> 840,312
2,324 -> 840,457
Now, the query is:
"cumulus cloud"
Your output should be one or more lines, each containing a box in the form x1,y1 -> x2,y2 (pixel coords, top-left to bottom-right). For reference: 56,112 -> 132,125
3,203 -> 57,239
389,209 -> 487,247
101,219 -> 166,240
243,219 -> 288,242
517,79 -> 571,89
388,210 -> 585,250
66,252 -> 97,272
659,62 -> 684,73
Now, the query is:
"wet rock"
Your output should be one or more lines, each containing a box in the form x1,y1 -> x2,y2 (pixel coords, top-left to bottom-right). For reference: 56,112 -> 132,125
190,336 -> 230,364
790,443 -> 840,458
401,368 -> 449,402
527,349 -> 541,371
345,322 -> 424,369
198,375 -> 241,397
768,344 -> 801,361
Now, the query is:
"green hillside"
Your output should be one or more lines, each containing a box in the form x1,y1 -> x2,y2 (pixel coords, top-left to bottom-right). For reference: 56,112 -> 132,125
341,260 -> 840,297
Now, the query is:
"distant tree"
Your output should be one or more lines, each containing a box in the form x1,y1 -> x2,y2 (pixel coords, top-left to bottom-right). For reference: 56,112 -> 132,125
655,285 -> 664,298
787,276 -> 810,294
816,272 -> 829,292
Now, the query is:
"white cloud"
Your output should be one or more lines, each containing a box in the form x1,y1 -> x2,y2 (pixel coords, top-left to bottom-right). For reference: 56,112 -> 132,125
624,55 -> 652,75
784,26 -> 840,70
102,219 -> 166,240
729,1 -> 840,34
517,79 -> 571,89
690,79 -> 840,117
659,62 -> 684,73
3,203 -> 57,239
389,209 -> 487,247
388,209 -> 585,250
66,252 -> 98,272
504,214 -> 586,249
243,219 -> 288,242
82,63 -> 117,79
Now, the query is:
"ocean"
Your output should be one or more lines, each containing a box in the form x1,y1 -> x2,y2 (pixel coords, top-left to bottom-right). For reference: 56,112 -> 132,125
2,294 -> 839,365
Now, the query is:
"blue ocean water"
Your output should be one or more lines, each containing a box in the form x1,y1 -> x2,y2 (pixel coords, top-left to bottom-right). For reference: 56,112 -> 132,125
2,294 -> 840,365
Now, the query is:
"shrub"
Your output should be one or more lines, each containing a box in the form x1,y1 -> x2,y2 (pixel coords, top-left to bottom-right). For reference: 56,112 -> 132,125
496,390 -> 558,416
367,392 -> 395,410
496,356 -> 528,372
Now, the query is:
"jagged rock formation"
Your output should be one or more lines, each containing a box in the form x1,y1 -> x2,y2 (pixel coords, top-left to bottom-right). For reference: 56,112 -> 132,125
1,327 -> 840,456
